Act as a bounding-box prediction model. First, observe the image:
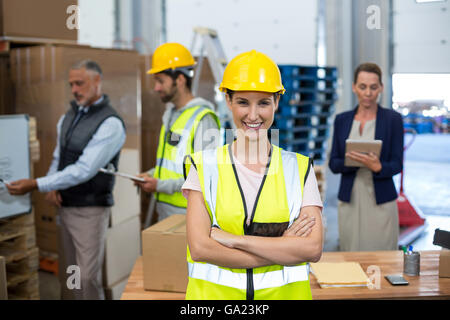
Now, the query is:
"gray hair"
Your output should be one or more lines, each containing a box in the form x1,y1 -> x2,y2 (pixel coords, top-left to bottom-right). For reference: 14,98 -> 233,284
71,60 -> 103,78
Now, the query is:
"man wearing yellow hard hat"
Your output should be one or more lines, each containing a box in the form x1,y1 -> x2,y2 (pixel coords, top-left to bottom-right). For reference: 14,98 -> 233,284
135,42 -> 220,221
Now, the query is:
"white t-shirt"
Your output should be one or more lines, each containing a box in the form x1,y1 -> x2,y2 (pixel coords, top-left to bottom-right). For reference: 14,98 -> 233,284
182,153 -> 323,226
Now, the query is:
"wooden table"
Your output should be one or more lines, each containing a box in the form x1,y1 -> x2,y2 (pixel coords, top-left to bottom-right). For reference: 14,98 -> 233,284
121,250 -> 450,300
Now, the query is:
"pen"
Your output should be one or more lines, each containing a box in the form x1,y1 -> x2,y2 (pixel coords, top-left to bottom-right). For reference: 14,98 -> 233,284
408,245 -> 413,255
402,246 -> 407,255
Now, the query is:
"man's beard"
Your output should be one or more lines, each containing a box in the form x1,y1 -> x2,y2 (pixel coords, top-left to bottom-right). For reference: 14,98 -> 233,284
160,85 -> 177,103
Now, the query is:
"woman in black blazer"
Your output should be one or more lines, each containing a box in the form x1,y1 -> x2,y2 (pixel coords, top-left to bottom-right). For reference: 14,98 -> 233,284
329,63 -> 404,251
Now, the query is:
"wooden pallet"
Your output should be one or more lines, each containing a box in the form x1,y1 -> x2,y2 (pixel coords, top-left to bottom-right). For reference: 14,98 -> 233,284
0,211 -> 40,299
4,247 -> 40,299
7,272 -> 39,300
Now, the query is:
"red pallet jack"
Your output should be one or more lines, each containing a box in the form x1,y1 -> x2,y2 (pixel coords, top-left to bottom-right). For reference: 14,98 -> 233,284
397,128 -> 427,247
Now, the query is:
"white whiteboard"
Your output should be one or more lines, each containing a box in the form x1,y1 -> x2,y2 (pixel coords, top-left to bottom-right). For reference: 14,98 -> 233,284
0,115 -> 32,219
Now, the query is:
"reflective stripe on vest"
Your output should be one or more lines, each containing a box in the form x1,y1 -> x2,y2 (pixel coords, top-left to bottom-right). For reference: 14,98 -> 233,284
184,144 -> 312,300
154,105 -> 219,208
188,262 -> 309,291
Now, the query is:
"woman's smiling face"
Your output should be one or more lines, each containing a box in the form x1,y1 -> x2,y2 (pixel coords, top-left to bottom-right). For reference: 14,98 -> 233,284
226,91 -> 279,142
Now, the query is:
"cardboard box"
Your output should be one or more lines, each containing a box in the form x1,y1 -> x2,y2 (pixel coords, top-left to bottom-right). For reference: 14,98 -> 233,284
34,208 -> 58,233
10,45 -> 140,148
142,214 -> 188,292
0,0 -> 77,40
103,215 -> 141,288
439,249 -> 450,278
36,227 -> 59,254
104,276 -> 129,300
0,256 -> 6,300
110,148 -> 141,227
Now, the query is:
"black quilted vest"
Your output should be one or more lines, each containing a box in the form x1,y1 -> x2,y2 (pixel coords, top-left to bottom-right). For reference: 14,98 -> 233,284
58,95 -> 125,207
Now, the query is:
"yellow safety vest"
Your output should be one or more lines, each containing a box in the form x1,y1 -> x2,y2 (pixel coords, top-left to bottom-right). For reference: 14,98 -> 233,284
154,105 -> 220,208
183,144 -> 313,300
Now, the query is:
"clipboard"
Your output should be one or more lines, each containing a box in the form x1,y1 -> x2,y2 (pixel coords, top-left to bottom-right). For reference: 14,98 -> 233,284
99,168 -> 145,182
345,139 -> 382,167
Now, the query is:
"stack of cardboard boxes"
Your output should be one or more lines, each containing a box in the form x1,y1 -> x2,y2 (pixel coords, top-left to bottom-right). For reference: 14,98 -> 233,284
0,0 -> 78,115
0,0 -> 166,300
0,0 -> 77,41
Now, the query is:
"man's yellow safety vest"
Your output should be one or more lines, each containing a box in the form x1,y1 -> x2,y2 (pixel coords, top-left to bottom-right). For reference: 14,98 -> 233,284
154,105 -> 220,208
183,144 -> 313,300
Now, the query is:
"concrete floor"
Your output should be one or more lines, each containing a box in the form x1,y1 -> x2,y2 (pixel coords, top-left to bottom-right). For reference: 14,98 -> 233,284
38,133 -> 450,300
38,271 -> 60,300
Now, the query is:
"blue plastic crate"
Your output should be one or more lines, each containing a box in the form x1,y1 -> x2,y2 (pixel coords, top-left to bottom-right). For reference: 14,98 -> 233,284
277,144 -> 328,161
278,126 -> 330,141
283,78 -> 337,91
280,90 -> 338,105
279,65 -> 338,80
279,136 -> 328,149
415,121 -> 433,134
278,103 -> 335,116
403,123 -> 416,131
274,114 -> 333,130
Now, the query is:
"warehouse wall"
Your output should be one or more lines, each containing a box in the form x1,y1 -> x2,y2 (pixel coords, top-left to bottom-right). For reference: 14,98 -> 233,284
77,0 -> 116,48
166,0 -> 318,65
325,0 -> 393,113
393,0 -> 450,73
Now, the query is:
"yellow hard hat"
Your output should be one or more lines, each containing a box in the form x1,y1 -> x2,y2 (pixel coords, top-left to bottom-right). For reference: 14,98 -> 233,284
147,43 -> 196,74
219,50 -> 285,94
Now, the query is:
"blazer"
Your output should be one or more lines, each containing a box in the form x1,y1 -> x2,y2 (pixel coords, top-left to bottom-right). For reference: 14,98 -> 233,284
328,105 -> 404,205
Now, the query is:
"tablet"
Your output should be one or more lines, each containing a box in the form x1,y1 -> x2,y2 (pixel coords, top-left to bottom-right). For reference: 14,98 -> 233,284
98,168 -> 145,182
344,139 -> 382,167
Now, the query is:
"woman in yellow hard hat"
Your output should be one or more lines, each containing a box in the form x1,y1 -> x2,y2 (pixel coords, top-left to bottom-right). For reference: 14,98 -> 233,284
182,50 -> 323,300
